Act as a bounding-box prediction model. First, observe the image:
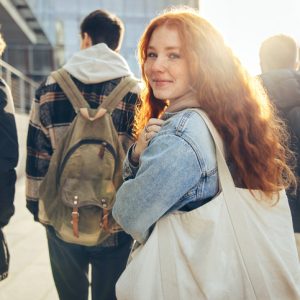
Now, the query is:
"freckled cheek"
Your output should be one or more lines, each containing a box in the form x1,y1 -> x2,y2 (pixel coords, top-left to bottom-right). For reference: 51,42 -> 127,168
143,63 -> 154,84
144,61 -> 152,76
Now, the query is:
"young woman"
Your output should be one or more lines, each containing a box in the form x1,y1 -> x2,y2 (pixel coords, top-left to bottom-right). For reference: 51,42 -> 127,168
112,8 -> 299,299
113,8 -> 295,243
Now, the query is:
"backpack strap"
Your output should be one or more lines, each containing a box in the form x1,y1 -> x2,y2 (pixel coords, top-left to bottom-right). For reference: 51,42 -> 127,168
51,68 -> 89,112
99,76 -> 138,113
52,68 -> 138,118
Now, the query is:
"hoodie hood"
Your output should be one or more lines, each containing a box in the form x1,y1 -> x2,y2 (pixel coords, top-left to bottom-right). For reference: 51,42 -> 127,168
63,43 -> 132,84
260,69 -> 300,110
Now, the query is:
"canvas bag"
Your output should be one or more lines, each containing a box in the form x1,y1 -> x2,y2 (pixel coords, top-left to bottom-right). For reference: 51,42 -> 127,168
116,109 -> 300,300
39,69 -> 137,246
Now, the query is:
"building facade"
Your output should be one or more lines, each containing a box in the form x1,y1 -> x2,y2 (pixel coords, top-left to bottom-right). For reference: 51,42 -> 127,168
27,0 -> 199,76
0,0 -> 55,81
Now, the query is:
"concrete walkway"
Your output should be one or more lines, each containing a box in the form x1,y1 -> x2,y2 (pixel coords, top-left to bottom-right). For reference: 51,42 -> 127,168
0,113 -> 58,300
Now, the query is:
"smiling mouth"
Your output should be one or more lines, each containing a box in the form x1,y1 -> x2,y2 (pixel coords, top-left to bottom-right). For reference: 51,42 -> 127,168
152,80 -> 172,87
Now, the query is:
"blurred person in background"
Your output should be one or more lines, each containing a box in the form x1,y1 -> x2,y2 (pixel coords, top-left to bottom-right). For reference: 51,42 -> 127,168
0,32 -> 19,281
259,34 -> 300,258
26,9 -> 139,300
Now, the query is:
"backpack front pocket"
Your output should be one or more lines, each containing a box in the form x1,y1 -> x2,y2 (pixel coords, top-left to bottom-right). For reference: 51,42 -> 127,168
59,139 -> 116,207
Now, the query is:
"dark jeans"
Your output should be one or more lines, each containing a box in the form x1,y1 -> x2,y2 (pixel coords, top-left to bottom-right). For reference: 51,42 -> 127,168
46,226 -> 132,300
0,169 -> 16,228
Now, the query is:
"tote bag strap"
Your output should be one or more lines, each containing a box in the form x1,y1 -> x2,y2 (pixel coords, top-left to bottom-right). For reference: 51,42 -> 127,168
191,109 -> 271,299
158,108 -> 271,300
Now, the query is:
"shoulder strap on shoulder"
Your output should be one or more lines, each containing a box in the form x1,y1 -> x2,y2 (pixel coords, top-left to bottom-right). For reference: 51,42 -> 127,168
51,68 -> 89,112
99,77 -> 138,113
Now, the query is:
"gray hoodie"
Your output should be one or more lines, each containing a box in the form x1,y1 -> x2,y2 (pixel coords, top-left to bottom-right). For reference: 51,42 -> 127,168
63,43 -> 133,84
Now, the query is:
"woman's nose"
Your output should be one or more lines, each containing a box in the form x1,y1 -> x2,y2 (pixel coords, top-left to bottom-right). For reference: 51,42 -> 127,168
151,56 -> 167,72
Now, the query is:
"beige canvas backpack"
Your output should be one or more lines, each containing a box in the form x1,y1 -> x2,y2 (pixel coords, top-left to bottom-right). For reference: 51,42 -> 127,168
39,68 -> 137,246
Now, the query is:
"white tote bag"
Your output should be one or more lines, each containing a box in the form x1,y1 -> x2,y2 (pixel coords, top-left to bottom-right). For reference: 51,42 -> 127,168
116,110 -> 300,300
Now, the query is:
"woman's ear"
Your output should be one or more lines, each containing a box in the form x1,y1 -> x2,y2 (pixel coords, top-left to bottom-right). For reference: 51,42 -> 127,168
80,32 -> 92,50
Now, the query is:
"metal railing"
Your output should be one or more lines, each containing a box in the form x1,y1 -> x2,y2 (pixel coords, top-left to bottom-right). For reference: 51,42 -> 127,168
0,58 -> 38,113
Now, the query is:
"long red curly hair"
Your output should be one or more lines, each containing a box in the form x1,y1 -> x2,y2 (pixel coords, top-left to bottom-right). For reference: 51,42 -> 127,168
135,8 -> 295,198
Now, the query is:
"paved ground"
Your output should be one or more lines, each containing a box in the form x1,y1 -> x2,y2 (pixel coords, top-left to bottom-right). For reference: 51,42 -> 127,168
0,113 -> 58,300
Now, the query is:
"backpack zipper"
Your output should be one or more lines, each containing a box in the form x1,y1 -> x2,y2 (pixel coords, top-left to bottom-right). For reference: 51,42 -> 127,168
57,139 -> 117,184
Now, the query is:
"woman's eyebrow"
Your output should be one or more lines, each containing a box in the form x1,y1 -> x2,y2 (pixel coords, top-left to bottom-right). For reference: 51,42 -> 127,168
147,45 -> 180,51
147,46 -> 156,50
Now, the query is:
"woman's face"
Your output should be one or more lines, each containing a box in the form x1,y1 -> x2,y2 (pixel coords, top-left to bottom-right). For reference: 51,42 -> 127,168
144,25 -> 196,108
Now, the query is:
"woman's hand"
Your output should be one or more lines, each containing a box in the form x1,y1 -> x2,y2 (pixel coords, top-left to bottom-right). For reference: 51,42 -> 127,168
131,118 -> 164,163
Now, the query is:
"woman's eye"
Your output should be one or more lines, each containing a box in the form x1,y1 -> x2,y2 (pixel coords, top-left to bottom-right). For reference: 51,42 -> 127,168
169,53 -> 180,59
147,52 -> 157,58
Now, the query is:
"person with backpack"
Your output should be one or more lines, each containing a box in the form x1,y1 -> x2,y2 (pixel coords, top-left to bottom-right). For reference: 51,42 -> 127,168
259,34 -> 300,258
26,9 -> 140,300
0,32 -> 18,281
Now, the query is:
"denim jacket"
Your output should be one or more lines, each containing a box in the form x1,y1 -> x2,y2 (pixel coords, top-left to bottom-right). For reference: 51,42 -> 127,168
113,109 -> 219,243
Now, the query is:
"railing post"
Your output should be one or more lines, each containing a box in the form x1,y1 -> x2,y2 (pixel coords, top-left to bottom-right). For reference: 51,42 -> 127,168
19,79 -> 25,113
0,59 -> 38,113
29,85 -> 35,112
6,69 -> 12,88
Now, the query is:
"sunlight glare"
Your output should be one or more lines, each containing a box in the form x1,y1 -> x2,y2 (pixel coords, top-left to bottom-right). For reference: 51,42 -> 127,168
200,0 -> 300,75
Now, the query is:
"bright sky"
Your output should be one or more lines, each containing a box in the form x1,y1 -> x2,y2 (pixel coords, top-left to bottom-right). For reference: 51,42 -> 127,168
200,0 -> 300,75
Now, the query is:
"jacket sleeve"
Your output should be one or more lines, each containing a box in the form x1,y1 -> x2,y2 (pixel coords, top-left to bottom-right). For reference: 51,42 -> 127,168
26,88 -> 52,220
112,133 -> 202,243
0,80 -> 18,172
0,80 -> 18,227
122,144 -> 140,180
